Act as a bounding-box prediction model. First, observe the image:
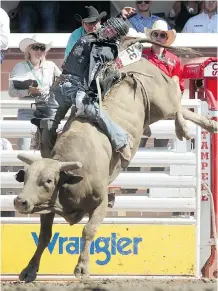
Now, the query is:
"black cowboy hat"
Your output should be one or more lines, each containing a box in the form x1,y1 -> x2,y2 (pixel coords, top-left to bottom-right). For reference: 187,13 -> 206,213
75,6 -> 107,23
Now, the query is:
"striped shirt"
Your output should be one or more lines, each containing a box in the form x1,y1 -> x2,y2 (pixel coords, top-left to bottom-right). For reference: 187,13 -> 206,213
128,13 -> 171,32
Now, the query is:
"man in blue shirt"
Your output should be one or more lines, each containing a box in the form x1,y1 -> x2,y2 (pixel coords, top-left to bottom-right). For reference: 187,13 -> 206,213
128,0 -> 170,32
65,6 -> 136,59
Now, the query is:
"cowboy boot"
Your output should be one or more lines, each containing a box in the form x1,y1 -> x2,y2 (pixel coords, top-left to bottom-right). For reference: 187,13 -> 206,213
118,143 -> 131,169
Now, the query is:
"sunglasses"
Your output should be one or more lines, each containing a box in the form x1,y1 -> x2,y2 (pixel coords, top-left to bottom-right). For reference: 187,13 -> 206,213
31,45 -> 46,52
151,31 -> 168,39
136,1 -> 151,4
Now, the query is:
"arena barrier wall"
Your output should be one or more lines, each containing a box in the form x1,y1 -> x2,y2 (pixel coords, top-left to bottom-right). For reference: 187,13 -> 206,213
1,91 -> 216,279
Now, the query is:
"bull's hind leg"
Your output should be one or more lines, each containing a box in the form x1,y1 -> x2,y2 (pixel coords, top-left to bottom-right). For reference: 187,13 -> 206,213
19,213 -> 55,282
175,110 -> 190,141
74,192 -> 108,279
182,107 -> 218,133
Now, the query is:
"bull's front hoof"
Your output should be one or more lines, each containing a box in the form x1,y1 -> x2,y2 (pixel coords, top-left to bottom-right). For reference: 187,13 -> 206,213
74,262 -> 90,279
19,266 -> 37,283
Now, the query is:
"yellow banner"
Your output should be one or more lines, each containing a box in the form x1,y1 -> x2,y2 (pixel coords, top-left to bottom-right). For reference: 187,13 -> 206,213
1,224 -> 196,275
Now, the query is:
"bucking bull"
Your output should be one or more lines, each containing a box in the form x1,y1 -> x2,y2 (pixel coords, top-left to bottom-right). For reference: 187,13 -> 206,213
14,38 -> 218,282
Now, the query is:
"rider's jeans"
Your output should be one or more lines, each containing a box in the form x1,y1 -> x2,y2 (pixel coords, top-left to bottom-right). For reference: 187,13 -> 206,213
84,102 -> 128,150
50,78 -> 129,151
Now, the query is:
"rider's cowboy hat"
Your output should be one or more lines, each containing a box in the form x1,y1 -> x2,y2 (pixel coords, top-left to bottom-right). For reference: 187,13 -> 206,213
19,35 -> 52,52
75,6 -> 107,23
144,20 -> 176,46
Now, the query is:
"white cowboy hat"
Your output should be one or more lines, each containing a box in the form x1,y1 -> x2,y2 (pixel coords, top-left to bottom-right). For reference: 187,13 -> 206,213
19,35 -> 52,52
144,20 -> 176,47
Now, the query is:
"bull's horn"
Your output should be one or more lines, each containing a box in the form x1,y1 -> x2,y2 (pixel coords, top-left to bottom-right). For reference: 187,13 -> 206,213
59,161 -> 82,172
17,153 -> 41,165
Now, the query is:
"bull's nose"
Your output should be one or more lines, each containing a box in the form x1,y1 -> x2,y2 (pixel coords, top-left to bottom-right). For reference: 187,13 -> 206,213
14,197 -> 29,212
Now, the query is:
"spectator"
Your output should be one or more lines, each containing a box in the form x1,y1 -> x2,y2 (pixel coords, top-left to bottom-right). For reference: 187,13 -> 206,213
143,20 -> 184,93
18,1 -> 59,32
128,0 -> 170,32
182,0 -> 217,32
168,1 -> 201,32
123,19 -> 183,194
65,6 -> 136,59
65,6 -> 107,59
0,8 -> 10,63
142,20 -> 184,171
8,35 -> 61,151
0,138 -> 13,151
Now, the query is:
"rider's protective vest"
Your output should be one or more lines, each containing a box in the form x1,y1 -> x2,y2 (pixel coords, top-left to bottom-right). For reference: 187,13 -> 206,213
62,33 -> 119,89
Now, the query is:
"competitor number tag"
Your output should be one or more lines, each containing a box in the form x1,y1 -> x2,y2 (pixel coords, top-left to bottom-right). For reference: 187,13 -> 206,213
114,43 -> 143,69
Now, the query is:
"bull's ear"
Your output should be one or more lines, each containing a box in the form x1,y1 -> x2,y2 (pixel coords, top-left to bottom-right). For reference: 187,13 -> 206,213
17,153 -> 41,165
59,161 -> 82,172
15,169 -> 25,183
60,172 -> 83,185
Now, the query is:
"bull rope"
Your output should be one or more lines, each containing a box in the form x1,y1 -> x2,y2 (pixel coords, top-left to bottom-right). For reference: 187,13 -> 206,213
126,71 -> 153,130
96,76 -> 102,112
120,38 -> 202,57
101,69 -> 153,129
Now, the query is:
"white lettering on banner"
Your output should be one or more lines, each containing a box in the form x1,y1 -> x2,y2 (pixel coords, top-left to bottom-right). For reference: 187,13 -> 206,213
201,130 -> 211,200
204,62 -> 218,77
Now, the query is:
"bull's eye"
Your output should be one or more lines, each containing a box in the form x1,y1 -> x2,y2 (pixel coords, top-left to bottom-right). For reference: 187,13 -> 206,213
46,179 -> 52,184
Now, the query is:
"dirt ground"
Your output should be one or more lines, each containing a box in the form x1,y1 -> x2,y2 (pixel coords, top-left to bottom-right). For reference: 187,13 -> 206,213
1,278 -> 217,291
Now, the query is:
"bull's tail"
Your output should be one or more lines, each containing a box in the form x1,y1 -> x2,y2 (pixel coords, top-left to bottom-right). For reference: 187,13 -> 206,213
126,71 -> 152,129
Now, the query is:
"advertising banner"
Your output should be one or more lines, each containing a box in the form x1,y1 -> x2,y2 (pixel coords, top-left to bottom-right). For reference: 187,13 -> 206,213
1,224 -> 195,275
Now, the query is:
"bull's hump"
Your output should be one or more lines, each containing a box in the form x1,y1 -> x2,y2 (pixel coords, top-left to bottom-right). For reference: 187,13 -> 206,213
68,119 -> 95,134
55,119 -> 110,155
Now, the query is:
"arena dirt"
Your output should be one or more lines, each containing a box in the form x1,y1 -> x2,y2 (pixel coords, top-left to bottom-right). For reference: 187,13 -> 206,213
1,278 -> 217,291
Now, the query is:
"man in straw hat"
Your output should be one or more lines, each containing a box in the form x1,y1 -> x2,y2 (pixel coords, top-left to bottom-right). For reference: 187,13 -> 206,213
46,16 -> 133,168
143,19 -> 184,92
141,19 -> 184,172
65,5 -> 136,58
